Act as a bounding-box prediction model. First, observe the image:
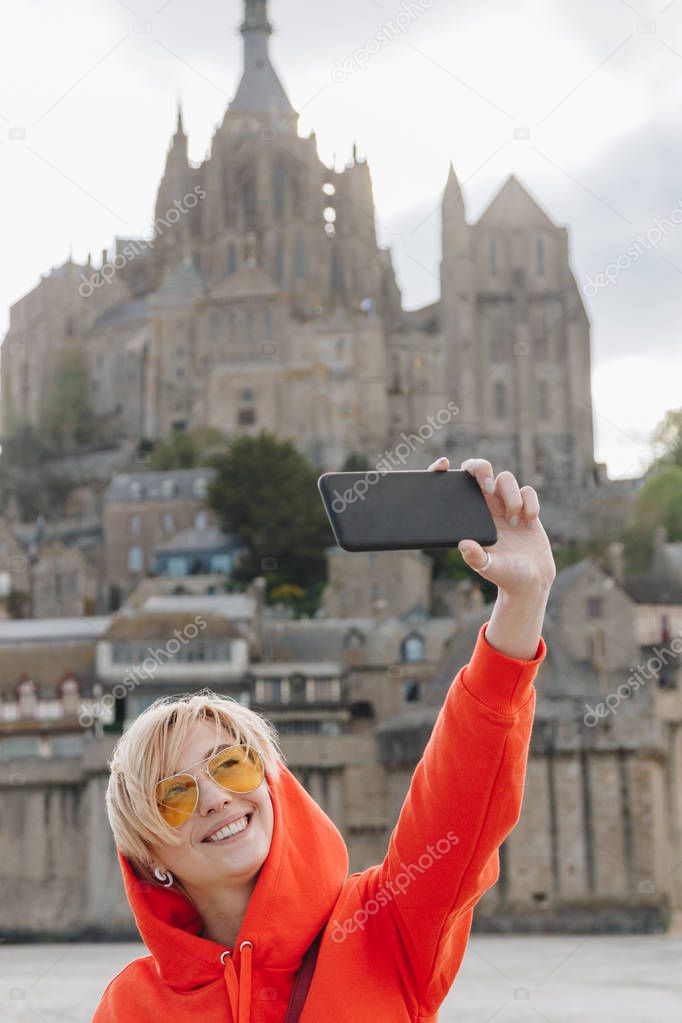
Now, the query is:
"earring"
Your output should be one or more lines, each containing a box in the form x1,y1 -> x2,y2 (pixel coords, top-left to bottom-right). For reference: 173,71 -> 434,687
154,866 -> 174,888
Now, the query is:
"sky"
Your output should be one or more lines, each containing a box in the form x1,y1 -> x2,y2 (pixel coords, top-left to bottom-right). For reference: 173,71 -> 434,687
1,0 -> 681,479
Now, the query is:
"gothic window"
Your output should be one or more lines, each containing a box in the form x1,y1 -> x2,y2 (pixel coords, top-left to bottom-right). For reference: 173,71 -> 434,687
536,334 -> 548,360
294,238 -> 307,279
273,163 -> 286,214
264,306 -> 272,340
402,633 -> 426,662
211,309 -> 221,344
331,248 -> 344,296
275,243 -> 285,283
227,243 -> 238,275
537,235 -> 546,277
490,236 -> 499,277
245,306 -> 254,341
292,178 -> 303,215
242,176 -> 256,226
494,381 -> 507,419
538,379 -> 550,420
491,336 -> 505,363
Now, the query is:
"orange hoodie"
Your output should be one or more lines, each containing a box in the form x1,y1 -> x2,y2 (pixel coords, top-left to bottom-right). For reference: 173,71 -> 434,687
92,621 -> 546,1022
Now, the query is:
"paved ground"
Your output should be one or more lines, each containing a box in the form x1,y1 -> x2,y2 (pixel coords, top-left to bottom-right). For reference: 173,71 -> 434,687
0,935 -> 679,1021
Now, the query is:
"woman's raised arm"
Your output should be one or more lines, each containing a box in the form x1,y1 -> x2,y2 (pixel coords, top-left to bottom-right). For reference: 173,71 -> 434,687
368,458 -> 555,1014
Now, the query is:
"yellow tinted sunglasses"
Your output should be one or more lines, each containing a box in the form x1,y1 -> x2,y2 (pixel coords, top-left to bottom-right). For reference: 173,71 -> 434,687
155,744 -> 264,828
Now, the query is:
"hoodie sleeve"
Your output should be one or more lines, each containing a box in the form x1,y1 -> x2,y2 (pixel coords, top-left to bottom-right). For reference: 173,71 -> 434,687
375,619 -> 546,1013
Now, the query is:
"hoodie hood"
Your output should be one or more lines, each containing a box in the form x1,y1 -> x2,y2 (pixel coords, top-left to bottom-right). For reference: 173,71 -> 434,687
117,763 -> 349,993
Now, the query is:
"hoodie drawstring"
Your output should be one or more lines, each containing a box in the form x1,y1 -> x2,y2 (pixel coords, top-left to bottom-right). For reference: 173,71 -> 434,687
222,941 -> 253,1023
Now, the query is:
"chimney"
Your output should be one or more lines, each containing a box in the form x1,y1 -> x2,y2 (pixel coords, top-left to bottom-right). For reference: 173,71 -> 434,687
607,541 -> 625,585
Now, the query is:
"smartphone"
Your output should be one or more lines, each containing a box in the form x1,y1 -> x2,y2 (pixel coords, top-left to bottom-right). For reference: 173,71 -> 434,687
317,469 -> 497,553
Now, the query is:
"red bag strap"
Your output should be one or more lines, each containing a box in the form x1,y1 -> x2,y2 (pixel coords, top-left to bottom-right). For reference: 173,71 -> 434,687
284,929 -> 324,1023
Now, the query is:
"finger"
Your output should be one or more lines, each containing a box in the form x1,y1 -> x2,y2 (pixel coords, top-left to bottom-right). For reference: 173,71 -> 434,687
460,457 -> 495,495
428,456 -> 449,471
495,470 -> 523,524
458,539 -> 492,573
520,485 -> 540,526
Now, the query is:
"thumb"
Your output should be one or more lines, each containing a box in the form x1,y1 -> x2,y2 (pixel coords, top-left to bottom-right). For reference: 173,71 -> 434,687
458,539 -> 490,573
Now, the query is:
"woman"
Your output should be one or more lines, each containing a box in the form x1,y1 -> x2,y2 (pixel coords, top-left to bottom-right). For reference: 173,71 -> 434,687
92,456 -> 555,1023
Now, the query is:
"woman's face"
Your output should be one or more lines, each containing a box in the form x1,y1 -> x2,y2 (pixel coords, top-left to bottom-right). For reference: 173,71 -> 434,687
149,720 -> 274,893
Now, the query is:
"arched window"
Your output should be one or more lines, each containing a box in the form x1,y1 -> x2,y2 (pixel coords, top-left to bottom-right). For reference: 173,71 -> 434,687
273,163 -> 286,214
402,633 -> 426,663
227,243 -> 237,275
275,243 -> 285,283
537,235 -> 545,277
494,381 -> 507,419
294,238 -> 307,279
242,178 -> 256,223
490,236 -> 498,277
343,627 -> 366,650
211,309 -> 221,345
331,248 -> 344,295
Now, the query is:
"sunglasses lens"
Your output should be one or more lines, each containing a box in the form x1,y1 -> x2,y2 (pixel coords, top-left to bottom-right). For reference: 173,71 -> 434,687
156,776 -> 197,828
209,746 -> 264,793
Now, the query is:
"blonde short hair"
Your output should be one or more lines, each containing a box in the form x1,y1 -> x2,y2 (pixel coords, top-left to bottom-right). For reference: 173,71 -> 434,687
105,689 -> 284,883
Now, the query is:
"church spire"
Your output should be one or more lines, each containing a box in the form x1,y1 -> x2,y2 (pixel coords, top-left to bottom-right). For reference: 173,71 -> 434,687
442,162 -> 465,222
241,0 -> 272,35
230,0 -> 297,128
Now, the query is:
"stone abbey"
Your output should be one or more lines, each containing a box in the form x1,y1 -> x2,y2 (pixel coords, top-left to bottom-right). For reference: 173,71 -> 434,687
2,0 -> 597,494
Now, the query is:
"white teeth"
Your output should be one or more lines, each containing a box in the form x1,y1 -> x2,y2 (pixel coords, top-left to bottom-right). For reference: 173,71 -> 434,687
206,816 -> 249,842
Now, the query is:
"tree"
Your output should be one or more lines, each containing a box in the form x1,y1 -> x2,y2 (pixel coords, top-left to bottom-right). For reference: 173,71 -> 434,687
623,465 -> 682,574
41,348 -> 98,451
0,424 -> 73,520
342,451 -> 371,471
207,432 -> 332,610
148,427 -> 226,470
652,408 -> 682,469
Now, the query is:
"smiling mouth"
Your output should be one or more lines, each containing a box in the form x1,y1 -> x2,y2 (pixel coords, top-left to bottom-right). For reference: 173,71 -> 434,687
202,812 -> 253,844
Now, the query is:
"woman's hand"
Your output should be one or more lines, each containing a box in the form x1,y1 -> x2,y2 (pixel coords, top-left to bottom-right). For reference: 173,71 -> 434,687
428,455 -> 556,659
427,455 -> 555,598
